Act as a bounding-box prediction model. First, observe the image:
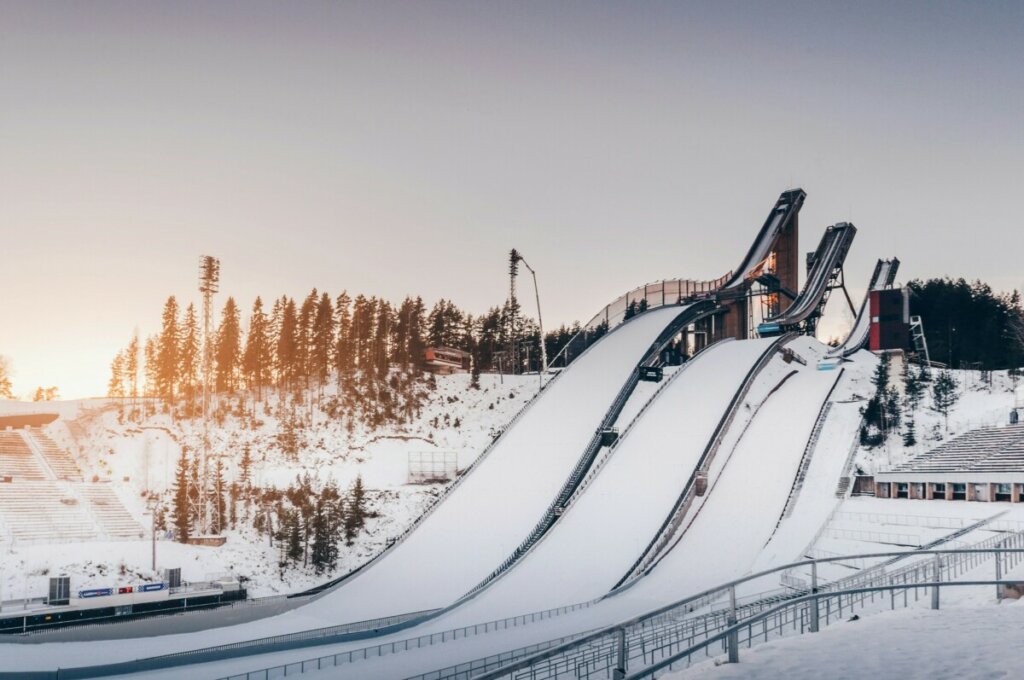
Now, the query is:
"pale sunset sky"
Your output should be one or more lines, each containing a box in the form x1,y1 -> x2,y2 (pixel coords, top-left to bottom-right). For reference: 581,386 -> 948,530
1,1 -> 1021,398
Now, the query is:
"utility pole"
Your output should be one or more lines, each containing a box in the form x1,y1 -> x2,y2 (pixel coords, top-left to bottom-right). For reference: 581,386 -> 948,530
199,256 -> 220,535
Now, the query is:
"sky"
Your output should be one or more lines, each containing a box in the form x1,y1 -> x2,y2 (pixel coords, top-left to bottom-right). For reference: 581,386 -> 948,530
1,1 -> 1022,399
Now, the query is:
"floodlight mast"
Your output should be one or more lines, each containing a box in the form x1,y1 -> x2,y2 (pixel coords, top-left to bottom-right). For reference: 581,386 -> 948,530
510,251 -> 547,384
198,255 -> 220,535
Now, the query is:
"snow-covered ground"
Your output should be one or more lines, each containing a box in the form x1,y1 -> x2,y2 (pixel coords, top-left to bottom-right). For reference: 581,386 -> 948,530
1,372 -> 537,601
669,603 -> 1024,679
0,335 -> 1022,680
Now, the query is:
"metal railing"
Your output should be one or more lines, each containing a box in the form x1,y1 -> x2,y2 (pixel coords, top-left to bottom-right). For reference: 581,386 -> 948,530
468,531 -> 1024,680
547,276 -> 731,369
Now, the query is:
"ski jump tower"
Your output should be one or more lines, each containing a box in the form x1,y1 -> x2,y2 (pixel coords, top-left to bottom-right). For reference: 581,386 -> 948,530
716,189 -> 804,340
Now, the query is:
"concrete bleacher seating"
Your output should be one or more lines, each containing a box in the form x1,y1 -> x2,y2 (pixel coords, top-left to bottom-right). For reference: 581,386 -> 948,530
0,424 -> 145,543
77,484 -> 144,539
894,425 -> 1024,473
0,481 -> 98,542
0,431 -> 48,480
23,429 -> 83,480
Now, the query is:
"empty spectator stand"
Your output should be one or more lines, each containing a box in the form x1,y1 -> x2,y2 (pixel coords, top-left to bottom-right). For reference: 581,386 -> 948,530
875,425 -> 1024,502
0,431 -> 48,481
22,429 -> 83,481
0,481 -> 98,542
77,484 -> 144,539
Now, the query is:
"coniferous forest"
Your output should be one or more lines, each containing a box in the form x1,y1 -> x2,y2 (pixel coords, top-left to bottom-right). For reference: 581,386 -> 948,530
105,288 -> 591,574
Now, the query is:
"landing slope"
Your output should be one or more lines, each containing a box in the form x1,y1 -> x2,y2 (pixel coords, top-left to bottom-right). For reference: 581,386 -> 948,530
299,305 -> 692,622
442,338 -> 775,620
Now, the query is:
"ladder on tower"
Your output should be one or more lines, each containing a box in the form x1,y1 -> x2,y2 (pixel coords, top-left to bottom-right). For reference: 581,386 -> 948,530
909,315 -> 931,366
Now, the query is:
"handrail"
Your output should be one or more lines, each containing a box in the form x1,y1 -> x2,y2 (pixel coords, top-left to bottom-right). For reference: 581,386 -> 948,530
614,333 -> 796,587
547,277 -> 730,369
468,535 -> 1024,680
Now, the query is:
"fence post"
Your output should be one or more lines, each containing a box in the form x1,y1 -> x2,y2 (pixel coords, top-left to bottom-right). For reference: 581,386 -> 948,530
931,555 -> 941,610
612,627 -> 627,679
995,550 -> 1003,601
727,585 -> 739,663
809,561 -> 820,633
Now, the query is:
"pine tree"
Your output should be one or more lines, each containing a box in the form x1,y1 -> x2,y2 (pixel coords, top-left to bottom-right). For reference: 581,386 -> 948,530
243,297 -> 272,403
143,335 -> 158,414
179,304 -> 201,414
470,352 -> 481,389
276,298 -> 298,392
310,482 -> 341,574
212,458 -> 227,534
903,416 -> 917,447
108,350 -> 126,399
239,442 -> 253,489
0,356 -> 13,400
125,333 -> 140,421
156,296 -> 181,404
344,474 -> 367,543
172,449 -> 191,543
334,291 -> 354,383
932,370 -> 960,432
297,289 -> 319,400
215,297 -> 242,394
311,292 -> 335,400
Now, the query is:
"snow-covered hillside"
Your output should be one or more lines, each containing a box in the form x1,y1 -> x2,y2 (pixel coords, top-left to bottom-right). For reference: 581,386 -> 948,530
853,365 -> 1023,475
0,373 -> 536,600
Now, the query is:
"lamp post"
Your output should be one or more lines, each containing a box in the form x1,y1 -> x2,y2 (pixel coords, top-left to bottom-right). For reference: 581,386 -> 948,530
146,498 -> 159,572
510,251 -> 547,390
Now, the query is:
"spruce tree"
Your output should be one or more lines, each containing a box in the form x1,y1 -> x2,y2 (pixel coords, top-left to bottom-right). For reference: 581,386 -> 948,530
276,298 -> 298,393
212,458 -> 227,534
932,370 -> 960,432
243,297 -> 272,403
125,333 -> 140,421
179,304 -> 201,414
215,297 -> 242,394
903,416 -> 917,447
156,296 -> 181,404
172,449 -> 191,543
334,292 -> 354,383
311,292 -> 335,401
108,350 -> 126,399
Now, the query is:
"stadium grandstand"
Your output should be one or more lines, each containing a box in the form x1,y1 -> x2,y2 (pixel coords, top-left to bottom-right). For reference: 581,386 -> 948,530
875,424 -> 1024,501
0,424 -> 141,543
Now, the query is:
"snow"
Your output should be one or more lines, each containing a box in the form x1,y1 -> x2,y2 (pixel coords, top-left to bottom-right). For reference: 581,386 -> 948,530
438,338 -> 775,620
294,306 -> 690,621
614,337 -> 840,608
666,603 -> 1024,680
0,373 -> 537,601
0,306 -> 692,671
2,336 -> 1022,680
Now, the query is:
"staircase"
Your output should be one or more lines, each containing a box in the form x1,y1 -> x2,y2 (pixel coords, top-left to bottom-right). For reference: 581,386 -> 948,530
77,484 -> 144,539
22,430 -> 83,481
835,477 -> 851,498
0,431 -> 48,480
